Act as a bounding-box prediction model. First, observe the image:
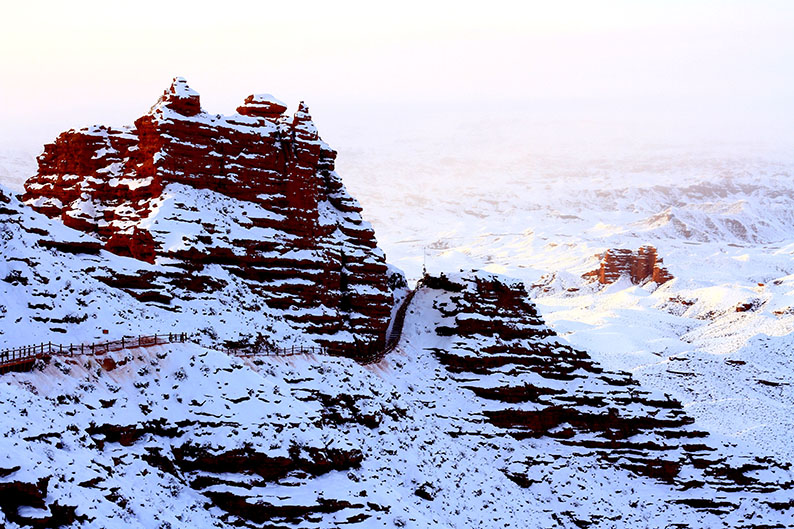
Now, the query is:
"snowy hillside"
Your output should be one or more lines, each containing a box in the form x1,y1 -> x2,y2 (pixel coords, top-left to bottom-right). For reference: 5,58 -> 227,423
1,273 -> 792,528
335,133 -> 794,465
2,109 -> 794,528
0,183 -> 363,351
1,79 -> 397,356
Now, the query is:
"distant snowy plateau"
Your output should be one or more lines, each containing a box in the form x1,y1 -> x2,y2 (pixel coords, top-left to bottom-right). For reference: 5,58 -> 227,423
2,121 -> 794,529
341,145 -> 794,464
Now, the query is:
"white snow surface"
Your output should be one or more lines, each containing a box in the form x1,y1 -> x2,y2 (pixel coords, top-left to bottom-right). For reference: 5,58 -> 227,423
332,132 -> 794,465
248,93 -> 287,107
0,183 -> 332,350
0,276 -> 791,528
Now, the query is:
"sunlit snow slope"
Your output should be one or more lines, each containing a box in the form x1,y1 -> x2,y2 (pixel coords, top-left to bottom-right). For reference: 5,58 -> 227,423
2,109 -> 794,528
334,122 -> 794,464
1,273 -> 792,528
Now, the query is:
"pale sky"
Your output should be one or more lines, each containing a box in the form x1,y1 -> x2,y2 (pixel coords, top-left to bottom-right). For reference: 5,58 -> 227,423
1,0 -> 793,150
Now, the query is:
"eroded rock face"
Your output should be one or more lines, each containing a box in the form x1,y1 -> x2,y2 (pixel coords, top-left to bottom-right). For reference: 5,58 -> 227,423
585,245 -> 673,285
22,77 -> 392,355
421,272 -> 793,523
0,344 -> 396,528
237,93 -> 288,119
0,476 -> 84,528
3,280 -> 794,528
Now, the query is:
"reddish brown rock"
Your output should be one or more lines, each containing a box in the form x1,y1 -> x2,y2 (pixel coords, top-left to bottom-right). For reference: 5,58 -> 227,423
106,227 -> 156,263
156,76 -> 201,116
0,476 -> 84,528
237,93 -> 288,119
585,245 -> 673,285
22,77 -> 393,356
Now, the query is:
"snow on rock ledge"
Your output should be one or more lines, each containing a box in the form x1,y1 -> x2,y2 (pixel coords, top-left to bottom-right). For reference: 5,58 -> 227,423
1,271 -> 792,528
410,271 -> 794,527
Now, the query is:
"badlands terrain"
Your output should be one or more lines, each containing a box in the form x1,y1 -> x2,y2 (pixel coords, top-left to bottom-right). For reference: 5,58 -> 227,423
333,114 -> 794,464
0,84 -> 792,528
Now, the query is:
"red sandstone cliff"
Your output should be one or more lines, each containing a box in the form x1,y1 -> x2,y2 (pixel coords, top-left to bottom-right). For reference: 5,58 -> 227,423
22,77 -> 392,356
585,245 -> 673,285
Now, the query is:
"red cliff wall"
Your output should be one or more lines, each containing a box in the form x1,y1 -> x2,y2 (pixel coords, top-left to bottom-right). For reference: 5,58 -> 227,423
23,78 -> 392,356
586,245 -> 673,285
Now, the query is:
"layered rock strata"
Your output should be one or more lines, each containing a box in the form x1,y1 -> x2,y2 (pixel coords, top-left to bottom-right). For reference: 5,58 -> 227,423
420,272 -> 793,525
22,78 -> 392,355
585,245 -> 673,285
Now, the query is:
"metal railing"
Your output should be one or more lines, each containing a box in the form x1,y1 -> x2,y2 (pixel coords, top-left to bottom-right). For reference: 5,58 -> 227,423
0,333 -> 188,374
385,290 -> 416,352
0,288 -> 417,374
225,344 -> 326,357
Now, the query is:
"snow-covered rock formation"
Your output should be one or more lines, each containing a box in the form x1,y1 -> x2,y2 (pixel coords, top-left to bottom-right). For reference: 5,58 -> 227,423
17,78 -> 393,356
2,84 -> 794,529
584,245 -> 673,285
0,272 -> 792,528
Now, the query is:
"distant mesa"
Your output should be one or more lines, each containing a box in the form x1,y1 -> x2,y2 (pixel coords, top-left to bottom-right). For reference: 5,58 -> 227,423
585,245 -> 673,285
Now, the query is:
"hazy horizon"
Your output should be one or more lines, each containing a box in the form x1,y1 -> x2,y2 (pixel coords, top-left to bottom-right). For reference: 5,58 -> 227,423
2,0 -> 793,157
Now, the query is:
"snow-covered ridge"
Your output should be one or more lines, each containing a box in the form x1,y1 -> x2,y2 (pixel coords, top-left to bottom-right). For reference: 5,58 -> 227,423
1,272 -> 792,528
2,87 -> 794,527
12,78 -> 396,356
339,141 -> 794,467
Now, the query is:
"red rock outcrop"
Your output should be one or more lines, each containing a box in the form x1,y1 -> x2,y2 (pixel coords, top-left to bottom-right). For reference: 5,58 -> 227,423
422,272 -> 794,514
237,93 -> 288,119
22,77 -> 392,356
0,476 -> 84,527
585,245 -> 673,285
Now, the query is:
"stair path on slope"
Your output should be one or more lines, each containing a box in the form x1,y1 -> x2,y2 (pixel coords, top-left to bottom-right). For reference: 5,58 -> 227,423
385,289 -> 416,351
0,289 -> 418,374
